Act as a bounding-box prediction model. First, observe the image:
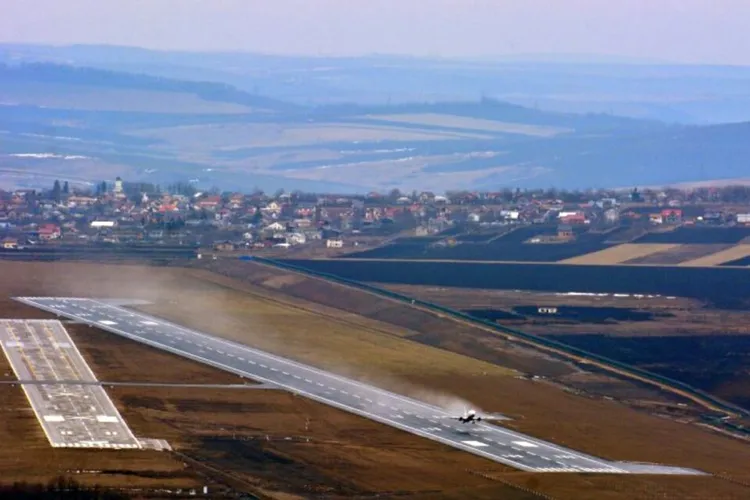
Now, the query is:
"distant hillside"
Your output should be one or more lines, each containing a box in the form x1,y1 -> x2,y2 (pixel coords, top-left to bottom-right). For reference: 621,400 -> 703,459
315,99 -> 665,134
6,43 -> 750,124
1,60 -> 749,193
0,63 -> 297,113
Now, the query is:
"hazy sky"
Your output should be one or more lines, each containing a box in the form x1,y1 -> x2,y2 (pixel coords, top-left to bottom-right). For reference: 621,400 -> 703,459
3,0 -> 750,64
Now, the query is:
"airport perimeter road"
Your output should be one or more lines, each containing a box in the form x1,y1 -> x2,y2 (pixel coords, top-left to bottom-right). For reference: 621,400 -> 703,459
16,297 -> 703,475
0,319 -> 140,449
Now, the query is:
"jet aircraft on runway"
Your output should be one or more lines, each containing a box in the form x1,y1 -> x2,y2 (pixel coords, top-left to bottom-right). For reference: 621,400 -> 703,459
454,409 -> 482,424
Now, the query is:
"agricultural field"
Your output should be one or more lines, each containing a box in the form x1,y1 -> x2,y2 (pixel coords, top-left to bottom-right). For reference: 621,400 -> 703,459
135,121 -> 486,151
343,226 -> 612,262
365,113 -> 571,136
633,226 -> 750,244
680,244 -> 750,266
622,244 -> 733,265
285,258 -> 750,307
560,243 -> 680,264
0,261 -> 750,498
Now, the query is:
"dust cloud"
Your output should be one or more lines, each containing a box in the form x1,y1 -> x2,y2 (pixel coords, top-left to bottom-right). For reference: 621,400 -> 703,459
7,261 -> 500,418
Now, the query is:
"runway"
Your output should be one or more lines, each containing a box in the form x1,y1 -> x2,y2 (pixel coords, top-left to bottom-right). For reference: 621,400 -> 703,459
0,319 -> 140,449
15,297 -> 704,475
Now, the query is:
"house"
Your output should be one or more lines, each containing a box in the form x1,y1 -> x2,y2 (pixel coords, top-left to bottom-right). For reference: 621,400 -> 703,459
213,241 -> 236,252
736,213 -> 750,226
90,220 -> 117,229
287,232 -> 307,245
326,238 -> 344,248
1,237 -> 18,249
263,201 -> 282,214
559,212 -> 587,225
196,196 -> 222,210
649,214 -> 663,225
265,221 -> 286,232
604,208 -> 619,223
294,202 -> 316,218
38,223 -> 61,241
661,209 -> 682,224
557,224 -> 574,240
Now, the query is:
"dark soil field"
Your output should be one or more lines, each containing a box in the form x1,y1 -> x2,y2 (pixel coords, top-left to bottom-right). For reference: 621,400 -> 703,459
2,261 -> 750,498
721,255 -> 750,266
551,334 -> 750,409
343,225 -> 612,262
634,226 -> 750,244
282,258 -> 750,308
623,244 -> 733,264
382,285 -> 750,412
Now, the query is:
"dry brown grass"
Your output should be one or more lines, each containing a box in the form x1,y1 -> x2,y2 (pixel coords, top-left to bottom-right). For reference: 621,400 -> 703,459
560,244 -> 682,264
679,244 -> 750,266
1,261 -> 750,498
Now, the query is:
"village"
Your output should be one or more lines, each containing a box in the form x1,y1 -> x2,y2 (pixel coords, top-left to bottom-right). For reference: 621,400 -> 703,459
1,178 -> 750,256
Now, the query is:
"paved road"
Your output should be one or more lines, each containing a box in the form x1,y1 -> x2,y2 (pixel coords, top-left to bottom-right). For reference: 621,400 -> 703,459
16,297 -> 704,475
0,319 -> 140,449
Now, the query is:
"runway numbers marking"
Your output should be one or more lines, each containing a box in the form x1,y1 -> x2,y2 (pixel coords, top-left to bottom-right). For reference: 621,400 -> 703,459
462,440 -> 489,448
512,441 -> 539,448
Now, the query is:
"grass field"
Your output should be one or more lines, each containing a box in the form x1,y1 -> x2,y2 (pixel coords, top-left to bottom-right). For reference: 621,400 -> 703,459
2,260 -> 750,498
560,244 -> 681,264
679,244 -> 750,266
366,113 -> 570,137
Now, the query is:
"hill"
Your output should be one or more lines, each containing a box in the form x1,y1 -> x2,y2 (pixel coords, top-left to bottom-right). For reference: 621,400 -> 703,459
1,61 -> 749,193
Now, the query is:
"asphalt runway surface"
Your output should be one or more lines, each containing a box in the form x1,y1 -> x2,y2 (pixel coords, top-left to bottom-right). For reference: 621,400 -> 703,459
0,319 -> 140,449
16,297 -> 704,475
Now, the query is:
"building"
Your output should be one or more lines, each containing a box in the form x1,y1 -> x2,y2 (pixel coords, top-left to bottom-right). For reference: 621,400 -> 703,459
326,238 -> 344,248
1,237 -> 18,249
113,177 -> 124,196
213,241 -> 236,252
38,224 -> 61,241
661,209 -> 683,224
557,224 -> 574,240
90,220 -> 117,229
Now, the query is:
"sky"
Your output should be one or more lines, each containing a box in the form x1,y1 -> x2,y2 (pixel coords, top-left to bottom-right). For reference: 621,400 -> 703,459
2,0 -> 750,65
